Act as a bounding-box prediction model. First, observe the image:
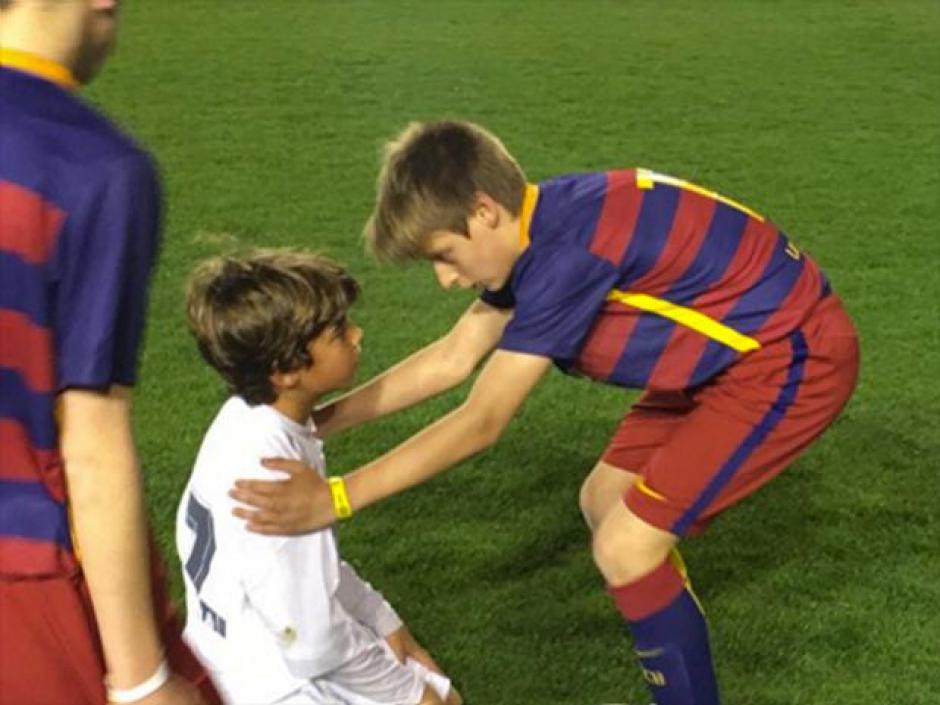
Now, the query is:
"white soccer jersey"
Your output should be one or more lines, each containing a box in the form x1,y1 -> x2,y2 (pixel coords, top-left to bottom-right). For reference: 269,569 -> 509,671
175,398 -> 412,704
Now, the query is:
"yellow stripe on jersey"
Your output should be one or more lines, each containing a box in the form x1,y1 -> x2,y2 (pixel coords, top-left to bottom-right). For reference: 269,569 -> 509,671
607,290 -> 762,353
519,184 -> 539,250
0,48 -> 79,90
635,168 -> 765,222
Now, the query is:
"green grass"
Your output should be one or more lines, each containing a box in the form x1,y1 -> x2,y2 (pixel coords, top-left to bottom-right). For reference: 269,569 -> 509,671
87,1 -> 940,703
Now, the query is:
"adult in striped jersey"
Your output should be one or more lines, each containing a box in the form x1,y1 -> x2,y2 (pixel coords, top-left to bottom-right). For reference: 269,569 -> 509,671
0,2 -> 218,704
230,121 -> 859,705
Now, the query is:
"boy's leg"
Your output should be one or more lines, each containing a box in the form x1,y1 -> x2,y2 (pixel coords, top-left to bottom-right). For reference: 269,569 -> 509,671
580,390 -> 696,530
581,389 -> 718,704
579,460 -> 636,530
596,300 -> 858,704
593,504 -> 719,705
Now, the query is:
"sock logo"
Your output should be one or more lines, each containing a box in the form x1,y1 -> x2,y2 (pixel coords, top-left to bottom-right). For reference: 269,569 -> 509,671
635,647 -> 667,686
642,668 -> 667,687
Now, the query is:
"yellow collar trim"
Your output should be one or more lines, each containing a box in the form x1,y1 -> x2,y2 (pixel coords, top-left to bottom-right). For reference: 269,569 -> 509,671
0,48 -> 79,90
518,184 -> 539,250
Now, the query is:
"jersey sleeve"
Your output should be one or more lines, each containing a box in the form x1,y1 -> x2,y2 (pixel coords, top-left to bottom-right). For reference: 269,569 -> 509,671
54,152 -> 162,390
231,430 -> 351,678
335,560 -> 403,638
238,528 -> 350,677
498,245 -> 619,362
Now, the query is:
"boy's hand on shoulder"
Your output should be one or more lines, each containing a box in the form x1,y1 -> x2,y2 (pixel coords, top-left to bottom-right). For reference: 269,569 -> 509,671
229,458 -> 335,534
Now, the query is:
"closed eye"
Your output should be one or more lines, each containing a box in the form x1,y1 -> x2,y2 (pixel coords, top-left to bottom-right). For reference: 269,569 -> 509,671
430,248 -> 454,264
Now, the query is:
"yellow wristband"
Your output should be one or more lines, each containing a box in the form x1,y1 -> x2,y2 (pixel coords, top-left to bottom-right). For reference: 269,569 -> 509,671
328,476 -> 353,520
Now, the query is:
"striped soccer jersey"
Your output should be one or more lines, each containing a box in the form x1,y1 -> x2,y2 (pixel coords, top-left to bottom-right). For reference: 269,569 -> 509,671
482,169 -> 830,390
0,55 -> 161,577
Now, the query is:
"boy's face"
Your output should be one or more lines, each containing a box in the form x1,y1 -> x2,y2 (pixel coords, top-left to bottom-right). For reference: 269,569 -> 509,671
423,213 -> 517,292
297,318 -> 363,395
422,192 -> 523,292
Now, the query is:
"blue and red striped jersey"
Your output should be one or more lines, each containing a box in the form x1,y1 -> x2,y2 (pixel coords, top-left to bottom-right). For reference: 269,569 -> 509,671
0,53 -> 161,577
482,169 -> 830,390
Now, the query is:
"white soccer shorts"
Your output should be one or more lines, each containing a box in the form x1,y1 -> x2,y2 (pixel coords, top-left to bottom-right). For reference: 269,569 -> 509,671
273,642 -> 451,705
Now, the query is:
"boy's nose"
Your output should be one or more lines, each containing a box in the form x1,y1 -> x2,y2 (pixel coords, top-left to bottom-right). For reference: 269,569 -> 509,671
433,261 -> 458,289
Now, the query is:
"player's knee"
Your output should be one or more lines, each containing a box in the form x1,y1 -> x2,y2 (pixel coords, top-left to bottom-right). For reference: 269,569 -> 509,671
591,520 -> 671,586
580,463 -> 638,531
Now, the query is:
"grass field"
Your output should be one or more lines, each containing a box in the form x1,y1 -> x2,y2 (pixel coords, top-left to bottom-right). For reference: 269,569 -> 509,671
86,2 -> 939,703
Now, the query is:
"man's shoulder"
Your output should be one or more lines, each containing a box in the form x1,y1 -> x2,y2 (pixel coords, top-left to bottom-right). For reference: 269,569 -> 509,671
1,71 -> 155,190
56,112 -> 156,194
1,101 -> 156,219
48,83 -> 150,166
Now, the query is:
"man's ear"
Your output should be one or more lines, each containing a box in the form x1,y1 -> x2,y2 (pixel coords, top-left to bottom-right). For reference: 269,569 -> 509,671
90,0 -> 119,10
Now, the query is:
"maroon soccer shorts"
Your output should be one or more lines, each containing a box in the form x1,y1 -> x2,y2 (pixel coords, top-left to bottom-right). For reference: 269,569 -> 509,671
0,541 -> 221,705
603,294 -> 859,536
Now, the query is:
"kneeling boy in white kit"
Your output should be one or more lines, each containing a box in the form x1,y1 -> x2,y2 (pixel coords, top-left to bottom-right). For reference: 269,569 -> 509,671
177,250 -> 460,705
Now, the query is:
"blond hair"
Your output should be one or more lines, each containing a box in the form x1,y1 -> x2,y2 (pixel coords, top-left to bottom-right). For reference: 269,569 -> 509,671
365,120 -> 527,263
186,249 -> 359,405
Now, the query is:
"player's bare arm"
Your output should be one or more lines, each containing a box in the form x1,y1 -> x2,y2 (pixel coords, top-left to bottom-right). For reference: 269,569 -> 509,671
313,298 -> 510,437
231,348 -> 551,534
59,386 -> 205,705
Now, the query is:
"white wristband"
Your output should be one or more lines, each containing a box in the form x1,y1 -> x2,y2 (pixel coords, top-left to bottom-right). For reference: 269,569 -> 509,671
106,659 -> 170,703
